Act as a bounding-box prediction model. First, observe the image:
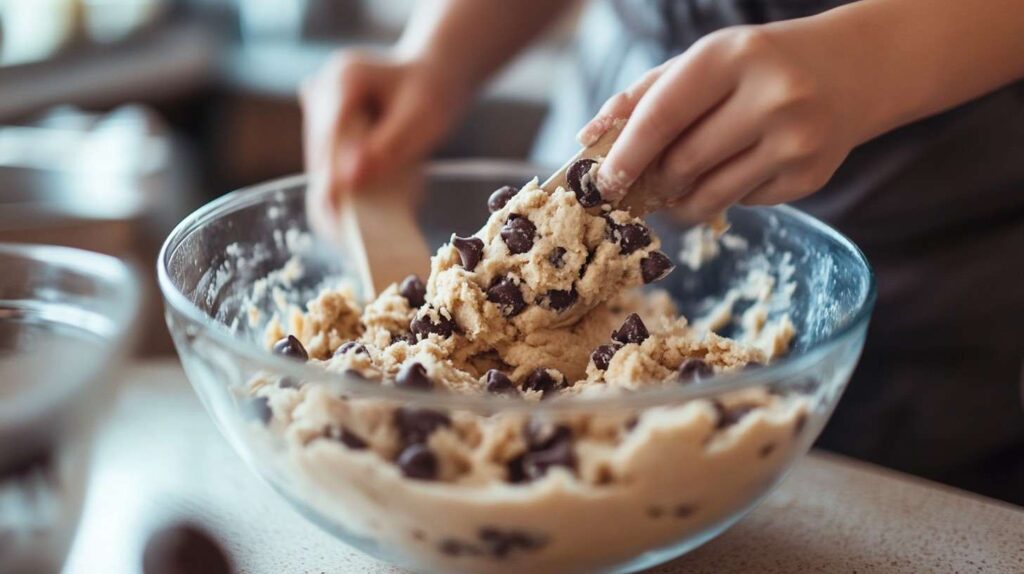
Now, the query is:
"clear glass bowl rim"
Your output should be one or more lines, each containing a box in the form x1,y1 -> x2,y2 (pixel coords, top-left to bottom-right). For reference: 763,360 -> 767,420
156,161 -> 876,413
0,241 -> 141,337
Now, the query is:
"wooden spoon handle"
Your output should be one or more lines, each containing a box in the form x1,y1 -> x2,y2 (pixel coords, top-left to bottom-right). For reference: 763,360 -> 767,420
342,168 -> 431,299
326,115 -> 432,300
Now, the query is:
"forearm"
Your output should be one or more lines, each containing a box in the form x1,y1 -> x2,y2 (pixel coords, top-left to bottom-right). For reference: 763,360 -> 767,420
789,0 -> 1024,143
396,0 -> 577,92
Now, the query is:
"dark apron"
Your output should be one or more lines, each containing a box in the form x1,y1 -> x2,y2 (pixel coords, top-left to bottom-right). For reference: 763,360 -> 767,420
535,0 -> 1024,504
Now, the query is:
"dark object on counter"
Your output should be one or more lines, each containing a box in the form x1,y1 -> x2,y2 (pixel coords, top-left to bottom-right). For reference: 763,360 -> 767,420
409,307 -> 458,341
143,523 -> 232,574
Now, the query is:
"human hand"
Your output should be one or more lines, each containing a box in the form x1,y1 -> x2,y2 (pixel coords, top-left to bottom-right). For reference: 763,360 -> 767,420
300,50 -> 470,236
579,22 -> 874,221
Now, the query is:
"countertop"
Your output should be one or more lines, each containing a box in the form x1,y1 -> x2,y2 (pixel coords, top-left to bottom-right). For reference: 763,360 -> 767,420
63,360 -> 1024,573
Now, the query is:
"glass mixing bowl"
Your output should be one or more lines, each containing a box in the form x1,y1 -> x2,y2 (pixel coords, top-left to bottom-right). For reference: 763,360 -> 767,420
158,161 -> 874,574
0,244 -> 139,573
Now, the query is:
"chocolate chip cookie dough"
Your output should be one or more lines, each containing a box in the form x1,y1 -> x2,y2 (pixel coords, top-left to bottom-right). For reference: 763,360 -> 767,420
248,161 -> 804,573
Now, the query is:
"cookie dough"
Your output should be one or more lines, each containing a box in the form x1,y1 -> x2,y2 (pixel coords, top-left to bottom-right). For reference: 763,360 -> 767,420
247,166 -> 805,573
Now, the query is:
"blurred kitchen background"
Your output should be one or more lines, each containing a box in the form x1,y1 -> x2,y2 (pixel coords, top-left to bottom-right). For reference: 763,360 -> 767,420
0,0 -> 575,355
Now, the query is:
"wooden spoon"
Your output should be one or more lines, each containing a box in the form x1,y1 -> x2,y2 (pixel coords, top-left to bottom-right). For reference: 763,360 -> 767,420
322,116 -> 432,301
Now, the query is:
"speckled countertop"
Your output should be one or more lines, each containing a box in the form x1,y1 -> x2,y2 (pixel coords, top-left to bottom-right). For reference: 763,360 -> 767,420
64,361 -> 1024,573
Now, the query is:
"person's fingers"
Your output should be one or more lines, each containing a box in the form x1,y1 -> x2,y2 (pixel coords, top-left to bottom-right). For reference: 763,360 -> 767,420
653,90 -> 765,200
598,48 -> 738,200
576,62 -> 670,146
738,177 -> 787,205
302,64 -> 364,172
361,86 -> 446,185
305,171 -> 341,243
671,141 -> 778,222
300,71 -> 340,174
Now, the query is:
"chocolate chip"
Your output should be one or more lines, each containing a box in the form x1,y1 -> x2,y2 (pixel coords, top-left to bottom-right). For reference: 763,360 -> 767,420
714,401 -> 756,429
396,362 -> 433,391
547,247 -> 566,268
334,341 -> 368,357
506,454 -> 528,483
343,368 -> 370,382
591,344 -> 618,370
277,376 -> 300,389
410,308 -> 457,340
245,396 -> 271,425
272,334 -> 308,361
486,276 -> 526,317
487,185 -> 519,213
439,539 -> 471,557
544,288 -> 577,312
677,358 -> 713,384
396,444 -> 438,480
143,523 -> 232,574
399,274 -> 427,308
611,313 -> 649,345
641,251 -> 674,283
524,420 -> 572,450
522,437 -> 574,479
507,423 -> 575,483
617,223 -> 651,254
478,527 -> 546,558
452,236 -> 484,270
674,504 -> 696,518
333,427 -> 367,450
759,443 -> 776,458
647,506 -> 664,519
394,408 -> 451,445
521,368 -> 563,396
500,215 -> 536,254
485,369 -> 516,395
567,158 -> 601,207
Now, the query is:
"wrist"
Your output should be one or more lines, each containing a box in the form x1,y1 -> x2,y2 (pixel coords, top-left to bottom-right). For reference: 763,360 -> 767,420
787,2 -> 936,145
